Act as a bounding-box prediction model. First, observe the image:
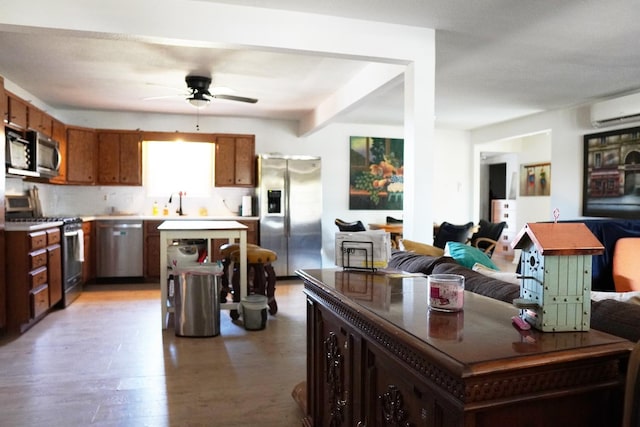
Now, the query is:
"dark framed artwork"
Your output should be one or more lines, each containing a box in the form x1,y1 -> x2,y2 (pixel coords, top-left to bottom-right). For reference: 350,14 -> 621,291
349,136 -> 404,210
583,126 -> 640,218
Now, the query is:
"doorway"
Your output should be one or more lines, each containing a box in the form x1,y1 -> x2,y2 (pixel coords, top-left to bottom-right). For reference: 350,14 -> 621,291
489,163 -> 506,219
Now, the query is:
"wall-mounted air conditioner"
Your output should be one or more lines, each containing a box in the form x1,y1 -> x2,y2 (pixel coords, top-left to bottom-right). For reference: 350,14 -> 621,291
591,92 -> 640,128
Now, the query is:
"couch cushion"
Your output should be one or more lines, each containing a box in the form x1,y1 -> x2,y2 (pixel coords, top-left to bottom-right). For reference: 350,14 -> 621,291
399,239 -> 445,257
591,299 -> 640,342
432,261 -> 520,304
387,251 -> 455,275
445,241 -> 498,270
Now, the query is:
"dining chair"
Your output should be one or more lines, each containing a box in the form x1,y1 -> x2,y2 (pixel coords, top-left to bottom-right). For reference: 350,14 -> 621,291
469,219 -> 507,258
433,221 -> 474,249
335,218 -> 366,232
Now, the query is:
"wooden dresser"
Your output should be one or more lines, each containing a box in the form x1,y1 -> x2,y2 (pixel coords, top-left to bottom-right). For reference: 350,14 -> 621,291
297,269 -> 632,427
491,198 -> 517,258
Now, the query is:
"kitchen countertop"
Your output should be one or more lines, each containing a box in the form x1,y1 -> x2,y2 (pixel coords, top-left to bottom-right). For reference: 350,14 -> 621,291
5,221 -> 64,232
83,215 -> 259,221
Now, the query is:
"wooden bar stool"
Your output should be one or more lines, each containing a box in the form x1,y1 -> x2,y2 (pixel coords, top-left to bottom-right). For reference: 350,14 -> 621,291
230,247 -> 279,316
219,242 -> 260,303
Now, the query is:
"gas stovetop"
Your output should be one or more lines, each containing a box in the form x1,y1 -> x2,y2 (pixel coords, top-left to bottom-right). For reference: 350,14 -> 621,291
6,216 -> 83,225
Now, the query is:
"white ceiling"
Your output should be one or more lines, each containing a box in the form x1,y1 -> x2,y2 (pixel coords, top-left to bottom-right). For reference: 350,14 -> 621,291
2,0 -> 640,131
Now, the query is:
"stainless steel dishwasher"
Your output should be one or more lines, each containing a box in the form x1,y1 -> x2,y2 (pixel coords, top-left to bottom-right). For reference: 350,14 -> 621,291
97,220 -> 144,278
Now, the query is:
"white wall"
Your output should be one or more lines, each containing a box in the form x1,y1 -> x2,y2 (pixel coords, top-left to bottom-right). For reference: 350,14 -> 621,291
471,105 -> 597,221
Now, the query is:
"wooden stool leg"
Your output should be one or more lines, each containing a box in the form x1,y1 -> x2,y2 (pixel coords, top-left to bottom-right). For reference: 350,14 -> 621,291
253,264 -> 267,296
230,263 -> 241,320
220,258 -> 231,302
265,264 -> 278,315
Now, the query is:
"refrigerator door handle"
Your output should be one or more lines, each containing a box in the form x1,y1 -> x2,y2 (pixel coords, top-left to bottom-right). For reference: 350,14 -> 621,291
284,166 -> 291,237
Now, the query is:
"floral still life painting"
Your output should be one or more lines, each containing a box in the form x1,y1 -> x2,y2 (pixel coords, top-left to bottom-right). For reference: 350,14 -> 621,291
349,136 -> 404,210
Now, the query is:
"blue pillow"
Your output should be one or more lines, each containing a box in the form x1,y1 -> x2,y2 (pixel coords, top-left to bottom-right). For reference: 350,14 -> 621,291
445,241 -> 498,270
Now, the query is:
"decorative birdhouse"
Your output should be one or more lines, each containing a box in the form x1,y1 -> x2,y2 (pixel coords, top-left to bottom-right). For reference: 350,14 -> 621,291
512,223 -> 604,332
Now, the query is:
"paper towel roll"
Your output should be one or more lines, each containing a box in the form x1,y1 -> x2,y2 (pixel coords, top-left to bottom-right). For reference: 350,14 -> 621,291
242,196 -> 252,216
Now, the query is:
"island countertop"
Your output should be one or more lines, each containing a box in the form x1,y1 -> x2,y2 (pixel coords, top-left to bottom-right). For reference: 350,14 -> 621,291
83,215 -> 258,221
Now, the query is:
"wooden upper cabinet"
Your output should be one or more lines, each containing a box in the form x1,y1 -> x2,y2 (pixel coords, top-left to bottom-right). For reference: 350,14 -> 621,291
96,130 -> 142,185
0,76 -> 7,125
97,132 -> 119,184
6,92 -> 28,129
27,106 -> 53,137
214,134 -> 255,187
66,127 -> 97,184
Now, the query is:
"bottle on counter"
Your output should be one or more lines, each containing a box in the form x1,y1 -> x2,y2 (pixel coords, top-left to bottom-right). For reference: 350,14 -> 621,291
163,204 -> 169,216
152,201 -> 159,216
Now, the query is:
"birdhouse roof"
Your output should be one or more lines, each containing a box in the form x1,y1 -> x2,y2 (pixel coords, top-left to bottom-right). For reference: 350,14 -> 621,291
512,222 -> 604,256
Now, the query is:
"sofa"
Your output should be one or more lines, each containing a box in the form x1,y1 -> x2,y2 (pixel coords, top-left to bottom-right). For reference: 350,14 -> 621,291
387,250 -> 640,343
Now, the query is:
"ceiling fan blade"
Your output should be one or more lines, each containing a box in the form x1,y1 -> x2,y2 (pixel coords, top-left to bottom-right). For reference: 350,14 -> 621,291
212,94 -> 258,104
143,94 -> 186,101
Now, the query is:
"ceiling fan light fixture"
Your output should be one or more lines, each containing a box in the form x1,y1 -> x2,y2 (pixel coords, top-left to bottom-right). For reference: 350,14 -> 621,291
187,95 -> 209,108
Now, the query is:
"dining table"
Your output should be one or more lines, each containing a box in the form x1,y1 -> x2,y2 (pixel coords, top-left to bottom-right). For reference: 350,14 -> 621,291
368,223 -> 403,247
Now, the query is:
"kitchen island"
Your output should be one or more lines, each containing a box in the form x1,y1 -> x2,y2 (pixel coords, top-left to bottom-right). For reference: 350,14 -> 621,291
298,268 -> 632,427
158,220 -> 248,329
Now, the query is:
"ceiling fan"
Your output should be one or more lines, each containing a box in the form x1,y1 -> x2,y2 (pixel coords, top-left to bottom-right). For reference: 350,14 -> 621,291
185,75 -> 258,108
146,75 -> 258,108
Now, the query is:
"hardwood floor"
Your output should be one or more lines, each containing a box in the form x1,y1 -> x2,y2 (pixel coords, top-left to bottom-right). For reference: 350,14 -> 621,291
0,280 -> 307,426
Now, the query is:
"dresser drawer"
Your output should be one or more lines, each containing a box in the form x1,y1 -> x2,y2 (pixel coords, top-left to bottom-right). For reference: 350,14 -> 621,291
29,231 -> 47,250
29,248 -> 48,270
46,228 -> 61,245
29,266 -> 48,289
31,285 -> 50,319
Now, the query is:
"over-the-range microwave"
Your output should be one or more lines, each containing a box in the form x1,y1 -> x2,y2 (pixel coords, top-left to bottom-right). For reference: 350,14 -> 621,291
34,132 -> 61,178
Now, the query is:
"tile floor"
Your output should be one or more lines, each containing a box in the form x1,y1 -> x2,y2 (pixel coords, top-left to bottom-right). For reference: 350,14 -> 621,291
0,280 -> 307,427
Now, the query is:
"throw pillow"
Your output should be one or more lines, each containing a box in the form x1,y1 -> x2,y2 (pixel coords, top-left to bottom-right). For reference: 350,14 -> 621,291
399,239 -> 445,257
445,241 -> 498,270
472,262 -> 520,285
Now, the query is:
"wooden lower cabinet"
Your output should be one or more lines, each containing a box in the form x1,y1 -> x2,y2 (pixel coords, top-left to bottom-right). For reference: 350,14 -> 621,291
144,220 -> 163,280
5,227 -> 63,333
308,298 -> 454,427
210,219 -> 258,261
143,219 -> 259,281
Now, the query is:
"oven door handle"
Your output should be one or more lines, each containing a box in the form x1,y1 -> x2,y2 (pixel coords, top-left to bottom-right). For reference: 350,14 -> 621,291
64,231 -> 80,237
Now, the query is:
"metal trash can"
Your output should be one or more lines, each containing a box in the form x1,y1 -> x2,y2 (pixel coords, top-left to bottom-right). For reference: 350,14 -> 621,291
174,265 -> 221,337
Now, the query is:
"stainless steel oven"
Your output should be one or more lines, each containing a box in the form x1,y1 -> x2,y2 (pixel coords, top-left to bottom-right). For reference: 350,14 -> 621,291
61,218 -> 84,307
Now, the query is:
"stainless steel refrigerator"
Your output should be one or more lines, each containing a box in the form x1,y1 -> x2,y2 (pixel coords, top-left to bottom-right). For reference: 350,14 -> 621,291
258,154 -> 322,276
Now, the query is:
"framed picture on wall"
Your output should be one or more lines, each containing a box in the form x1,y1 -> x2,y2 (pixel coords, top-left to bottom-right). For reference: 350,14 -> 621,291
349,136 -> 404,210
583,126 -> 640,218
519,162 -> 551,196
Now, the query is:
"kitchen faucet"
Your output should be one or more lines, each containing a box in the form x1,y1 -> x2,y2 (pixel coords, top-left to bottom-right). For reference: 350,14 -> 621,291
168,191 -> 186,216
177,191 -> 186,216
